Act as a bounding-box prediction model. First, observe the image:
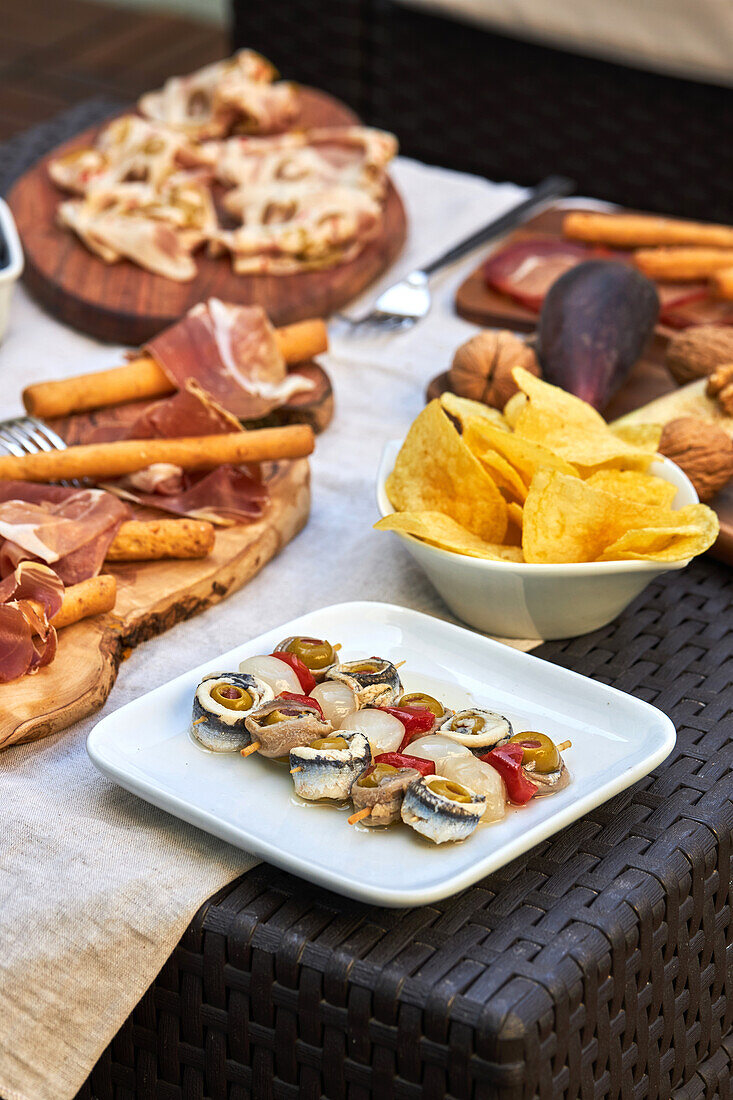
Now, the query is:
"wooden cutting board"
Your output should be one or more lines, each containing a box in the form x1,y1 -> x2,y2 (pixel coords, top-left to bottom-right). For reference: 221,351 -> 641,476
7,87 -> 407,345
450,204 -> 733,566
0,459 -> 309,750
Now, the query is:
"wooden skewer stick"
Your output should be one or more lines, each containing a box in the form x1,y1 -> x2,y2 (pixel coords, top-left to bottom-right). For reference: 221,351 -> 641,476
240,742 -> 261,757
22,318 -> 329,420
347,807 -> 372,825
289,766 -> 304,774
0,425 -> 314,483
191,716 -> 208,727
556,740 -> 572,752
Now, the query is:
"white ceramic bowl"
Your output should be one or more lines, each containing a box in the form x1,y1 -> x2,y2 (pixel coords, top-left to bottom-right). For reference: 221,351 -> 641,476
377,441 -> 699,640
0,198 -> 23,345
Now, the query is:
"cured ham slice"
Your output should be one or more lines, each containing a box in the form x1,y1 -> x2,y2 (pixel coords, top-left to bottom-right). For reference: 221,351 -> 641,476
0,486 -> 130,585
483,239 -> 593,311
0,562 -> 63,683
145,299 -> 313,419
112,464 -> 268,525
138,50 -> 297,139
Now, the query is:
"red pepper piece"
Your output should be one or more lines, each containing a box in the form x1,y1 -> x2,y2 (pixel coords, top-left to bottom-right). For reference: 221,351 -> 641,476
377,705 -> 435,750
278,691 -> 324,718
375,752 -> 435,777
480,743 -> 537,805
269,651 -> 316,694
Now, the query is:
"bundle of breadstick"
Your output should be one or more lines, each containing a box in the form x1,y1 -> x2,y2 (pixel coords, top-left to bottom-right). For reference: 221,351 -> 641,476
564,211 -> 733,302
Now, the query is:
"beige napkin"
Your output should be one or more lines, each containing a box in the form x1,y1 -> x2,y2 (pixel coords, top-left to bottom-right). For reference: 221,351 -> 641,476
0,161 -> 527,1100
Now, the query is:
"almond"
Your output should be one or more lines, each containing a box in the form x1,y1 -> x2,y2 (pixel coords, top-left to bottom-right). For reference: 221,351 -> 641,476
659,417 -> 733,501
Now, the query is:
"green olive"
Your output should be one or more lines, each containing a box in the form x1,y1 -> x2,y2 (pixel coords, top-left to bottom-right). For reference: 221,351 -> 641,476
261,708 -> 297,726
210,684 -> 253,711
428,778 -> 472,803
358,763 -> 399,788
310,735 -> 349,750
508,732 -> 559,774
347,660 -> 380,674
284,636 -> 336,671
455,715 -> 485,735
398,692 -> 444,718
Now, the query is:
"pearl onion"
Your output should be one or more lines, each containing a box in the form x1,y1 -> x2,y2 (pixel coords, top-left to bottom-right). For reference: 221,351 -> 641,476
238,655 -> 301,696
310,680 -> 358,728
339,709 -> 404,755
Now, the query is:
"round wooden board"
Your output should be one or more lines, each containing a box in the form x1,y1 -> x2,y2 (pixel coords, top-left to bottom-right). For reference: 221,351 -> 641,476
8,87 -> 407,345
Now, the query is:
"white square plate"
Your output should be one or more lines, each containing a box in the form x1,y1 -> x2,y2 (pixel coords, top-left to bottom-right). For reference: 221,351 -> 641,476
87,601 -> 676,907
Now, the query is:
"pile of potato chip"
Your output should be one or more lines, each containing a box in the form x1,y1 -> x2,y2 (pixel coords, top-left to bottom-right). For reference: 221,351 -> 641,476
376,367 -> 719,564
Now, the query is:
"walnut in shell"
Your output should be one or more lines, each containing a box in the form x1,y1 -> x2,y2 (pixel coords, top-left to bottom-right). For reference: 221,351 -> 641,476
665,325 -> 733,385
706,362 -> 733,415
449,330 -> 540,410
659,417 -> 733,501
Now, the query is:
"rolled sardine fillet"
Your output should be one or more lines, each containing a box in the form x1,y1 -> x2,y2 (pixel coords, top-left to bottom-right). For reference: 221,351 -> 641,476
400,774 -> 486,844
290,732 -> 371,801
191,672 -> 273,752
350,764 -> 420,827
439,708 -> 512,754
326,657 -> 402,707
244,697 -> 332,758
525,762 -> 571,796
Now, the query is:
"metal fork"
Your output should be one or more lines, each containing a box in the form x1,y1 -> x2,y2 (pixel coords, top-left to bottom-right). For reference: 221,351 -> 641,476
339,174 -> 575,333
0,416 -> 77,485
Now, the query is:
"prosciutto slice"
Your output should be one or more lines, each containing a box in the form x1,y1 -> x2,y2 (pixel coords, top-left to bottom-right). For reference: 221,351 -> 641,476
112,464 -> 268,525
145,299 -> 313,419
0,562 -> 63,683
0,486 -> 130,584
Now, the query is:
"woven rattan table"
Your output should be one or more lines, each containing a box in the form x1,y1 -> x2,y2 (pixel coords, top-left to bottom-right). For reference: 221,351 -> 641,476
2,105 -> 731,1100
67,558 -> 731,1100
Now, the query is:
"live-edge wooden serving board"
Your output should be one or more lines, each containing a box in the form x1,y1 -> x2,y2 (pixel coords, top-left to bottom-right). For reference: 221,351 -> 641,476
7,87 -> 407,345
0,459 -> 309,750
452,204 -> 733,566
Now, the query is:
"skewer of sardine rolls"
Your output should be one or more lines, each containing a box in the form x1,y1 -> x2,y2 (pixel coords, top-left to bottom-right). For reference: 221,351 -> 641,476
349,763 -> 421,827
289,732 -> 371,800
243,696 -> 332,757
401,774 -> 486,844
326,657 -> 402,706
191,672 -> 273,751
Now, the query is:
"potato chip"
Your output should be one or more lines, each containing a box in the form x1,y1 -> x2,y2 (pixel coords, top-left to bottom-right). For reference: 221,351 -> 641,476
385,400 -> 508,542
611,421 -> 663,451
503,392 -> 527,428
439,392 -> 508,432
523,469 -> 718,563
375,512 -> 524,561
585,469 -> 677,509
463,417 -> 578,489
507,501 -> 523,530
598,517 -> 719,562
472,446 -> 527,502
512,367 -> 656,472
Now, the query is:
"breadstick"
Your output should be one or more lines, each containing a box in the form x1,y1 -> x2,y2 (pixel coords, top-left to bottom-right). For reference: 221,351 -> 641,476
710,266 -> 733,300
51,575 -> 117,629
564,211 -> 733,250
106,519 -> 215,561
22,318 -> 329,419
0,425 -> 314,482
634,248 -> 733,282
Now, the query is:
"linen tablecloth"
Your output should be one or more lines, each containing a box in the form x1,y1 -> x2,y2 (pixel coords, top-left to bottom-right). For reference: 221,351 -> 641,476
0,158 -> 524,1100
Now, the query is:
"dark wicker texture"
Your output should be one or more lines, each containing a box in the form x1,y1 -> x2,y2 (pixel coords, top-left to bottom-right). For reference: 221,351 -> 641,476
72,556 -> 733,1099
234,0 -> 733,223
3,102 -> 730,1100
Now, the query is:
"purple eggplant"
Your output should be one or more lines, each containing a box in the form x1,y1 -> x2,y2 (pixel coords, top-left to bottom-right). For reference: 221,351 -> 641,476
537,260 -> 659,409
